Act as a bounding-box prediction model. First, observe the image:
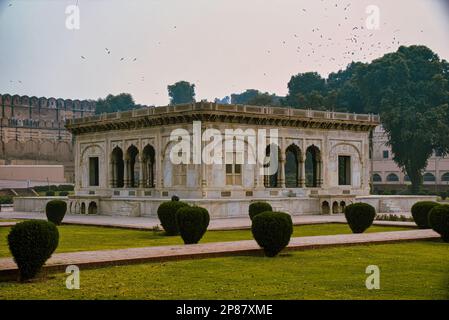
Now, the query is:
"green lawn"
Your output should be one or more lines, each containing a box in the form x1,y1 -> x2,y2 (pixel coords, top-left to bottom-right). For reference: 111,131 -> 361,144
0,241 -> 448,300
0,223 -> 411,258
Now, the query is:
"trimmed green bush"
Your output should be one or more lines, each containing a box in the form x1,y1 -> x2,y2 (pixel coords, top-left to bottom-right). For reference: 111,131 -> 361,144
411,201 -> 440,229
157,201 -> 189,235
344,203 -> 376,234
171,195 -> 180,201
7,220 -> 59,281
251,211 -> 293,257
45,200 -> 67,225
428,205 -> 449,242
58,191 -> 69,196
45,191 -> 55,196
176,206 -> 210,244
439,191 -> 448,201
249,202 -> 273,221
0,196 -> 13,204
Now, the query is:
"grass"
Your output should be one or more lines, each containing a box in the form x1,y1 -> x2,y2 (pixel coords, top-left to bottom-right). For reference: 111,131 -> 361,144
0,241 -> 448,300
0,223 -> 411,258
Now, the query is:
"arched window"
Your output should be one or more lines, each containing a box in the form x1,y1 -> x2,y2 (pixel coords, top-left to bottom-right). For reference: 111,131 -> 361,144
386,173 -> 399,182
285,144 -> 302,188
142,144 -> 156,188
126,145 -> 139,188
423,172 -> 436,182
372,173 -> 382,182
305,145 -> 321,188
264,144 -> 280,188
441,172 -> 449,182
111,147 -> 124,188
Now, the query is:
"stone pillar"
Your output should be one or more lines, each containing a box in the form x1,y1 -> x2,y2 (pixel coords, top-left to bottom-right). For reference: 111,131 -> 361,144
124,159 -> 130,187
278,156 -> 286,188
317,160 -> 323,187
139,157 -> 145,188
300,160 -> 306,187
109,160 -> 115,188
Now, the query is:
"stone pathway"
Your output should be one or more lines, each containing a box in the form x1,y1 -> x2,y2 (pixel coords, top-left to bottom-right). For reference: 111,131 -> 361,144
0,211 -> 415,230
0,229 -> 438,280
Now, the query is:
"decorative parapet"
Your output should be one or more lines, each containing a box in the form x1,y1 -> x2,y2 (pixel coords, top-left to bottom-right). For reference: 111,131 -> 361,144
66,102 -> 380,134
0,93 -> 96,112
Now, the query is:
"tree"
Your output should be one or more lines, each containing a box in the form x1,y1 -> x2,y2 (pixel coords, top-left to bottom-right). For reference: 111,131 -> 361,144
356,45 -> 449,193
168,81 -> 196,105
231,89 -> 260,104
95,93 -> 136,114
284,72 -> 326,108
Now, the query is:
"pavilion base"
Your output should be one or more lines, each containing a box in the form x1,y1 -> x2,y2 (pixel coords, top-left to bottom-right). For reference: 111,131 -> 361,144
13,195 -> 438,218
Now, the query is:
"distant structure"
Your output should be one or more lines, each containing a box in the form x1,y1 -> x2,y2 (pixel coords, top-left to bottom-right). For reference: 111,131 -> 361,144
372,126 -> 449,193
0,94 -> 96,182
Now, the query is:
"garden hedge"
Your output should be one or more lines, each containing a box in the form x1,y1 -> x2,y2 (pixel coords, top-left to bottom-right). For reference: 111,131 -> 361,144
251,211 -> 293,257
249,202 -> 273,221
45,200 -> 67,225
157,201 -> 190,235
428,204 -> 449,242
411,201 -> 440,229
7,220 -> 59,281
344,203 -> 376,234
176,206 -> 210,244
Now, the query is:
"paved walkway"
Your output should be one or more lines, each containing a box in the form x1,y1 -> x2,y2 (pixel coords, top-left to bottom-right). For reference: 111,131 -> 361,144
0,211 -> 415,230
0,229 -> 438,279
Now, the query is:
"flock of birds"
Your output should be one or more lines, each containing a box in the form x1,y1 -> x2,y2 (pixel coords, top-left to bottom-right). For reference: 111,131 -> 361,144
5,0 -> 427,98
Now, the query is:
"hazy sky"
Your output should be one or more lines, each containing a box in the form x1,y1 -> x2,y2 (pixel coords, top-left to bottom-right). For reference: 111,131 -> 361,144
0,0 -> 448,105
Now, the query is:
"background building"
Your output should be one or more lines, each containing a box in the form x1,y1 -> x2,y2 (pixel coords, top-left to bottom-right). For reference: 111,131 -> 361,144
0,93 -> 95,184
372,126 -> 449,193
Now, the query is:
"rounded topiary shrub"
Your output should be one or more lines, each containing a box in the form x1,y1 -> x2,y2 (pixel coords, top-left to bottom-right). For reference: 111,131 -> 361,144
344,203 -> 376,234
58,191 -> 69,197
249,202 -> 273,221
171,195 -> 180,202
7,220 -> 59,281
411,201 -> 440,229
157,201 -> 189,235
45,200 -> 67,225
176,206 -> 210,244
428,204 -> 449,242
45,191 -> 55,196
251,211 -> 293,257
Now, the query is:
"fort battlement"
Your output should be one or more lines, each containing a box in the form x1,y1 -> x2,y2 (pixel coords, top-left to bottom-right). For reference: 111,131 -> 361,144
0,93 -> 96,182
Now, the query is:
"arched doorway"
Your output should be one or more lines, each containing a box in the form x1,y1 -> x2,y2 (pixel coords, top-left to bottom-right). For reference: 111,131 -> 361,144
285,144 -> 303,188
80,202 -> 86,215
111,147 -> 124,188
322,201 -> 330,215
264,144 -> 280,188
88,201 -> 97,215
332,201 -> 339,214
142,144 -> 156,188
340,201 -> 346,213
125,145 -> 139,188
305,145 -> 322,188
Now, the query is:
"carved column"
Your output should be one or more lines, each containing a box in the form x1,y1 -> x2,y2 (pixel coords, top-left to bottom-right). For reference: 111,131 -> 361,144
124,159 -> 130,187
138,156 -> 145,188
279,156 -> 286,188
109,160 -> 115,188
300,160 -> 306,188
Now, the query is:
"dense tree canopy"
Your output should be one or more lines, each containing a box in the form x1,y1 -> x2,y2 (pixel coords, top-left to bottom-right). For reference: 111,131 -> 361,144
95,93 -> 137,114
231,89 -> 281,106
356,45 -> 449,193
284,45 -> 449,193
168,81 -> 196,105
